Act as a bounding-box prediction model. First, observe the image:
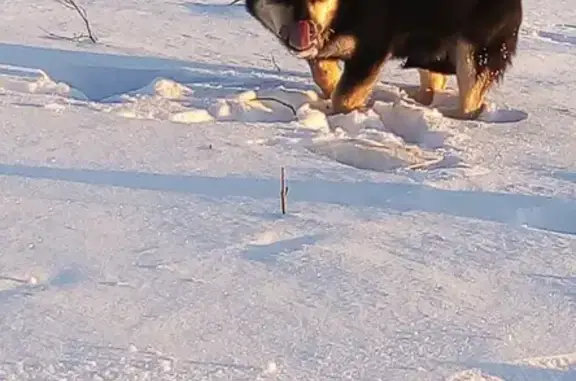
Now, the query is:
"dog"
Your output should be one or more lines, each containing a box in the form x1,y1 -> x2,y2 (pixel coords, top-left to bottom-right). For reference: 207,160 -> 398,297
244,0 -> 523,120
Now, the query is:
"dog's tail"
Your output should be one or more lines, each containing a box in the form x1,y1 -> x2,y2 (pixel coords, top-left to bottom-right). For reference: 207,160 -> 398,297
466,0 -> 523,82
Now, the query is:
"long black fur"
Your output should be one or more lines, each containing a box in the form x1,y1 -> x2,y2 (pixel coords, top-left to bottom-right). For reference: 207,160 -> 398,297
246,0 -> 522,76
245,0 -> 523,111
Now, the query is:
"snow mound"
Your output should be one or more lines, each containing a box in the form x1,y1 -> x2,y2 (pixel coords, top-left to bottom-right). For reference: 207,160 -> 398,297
102,77 -> 194,102
385,82 -> 528,124
0,58 -> 520,171
102,82 -> 318,125
99,79 -> 463,171
207,87 -> 318,123
372,100 -> 448,149
448,370 -> 505,381
0,64 -> 88,100
202,85 -> 461,172
447,352 -> 576,381
298,103 -> 455,171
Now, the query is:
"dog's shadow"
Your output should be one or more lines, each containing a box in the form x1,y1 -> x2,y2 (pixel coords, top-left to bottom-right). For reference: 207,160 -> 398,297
0,42 -> 527,123
0,42 -> 309,102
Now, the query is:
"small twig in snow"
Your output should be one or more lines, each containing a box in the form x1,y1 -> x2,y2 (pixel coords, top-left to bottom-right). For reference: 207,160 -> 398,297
280,167 -> 288,214
55,0 -> 97,43
40,27 -> 94,43
252,97 -> 297,115
270,55 -> 282,72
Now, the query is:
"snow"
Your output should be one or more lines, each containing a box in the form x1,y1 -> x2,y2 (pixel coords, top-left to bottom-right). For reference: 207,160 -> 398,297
0,0 -> 575,380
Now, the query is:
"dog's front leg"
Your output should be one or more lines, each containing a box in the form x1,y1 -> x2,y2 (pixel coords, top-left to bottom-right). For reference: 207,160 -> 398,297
411,69 -> 448,106
308,59 -> 342,99
331,51 -> 387,114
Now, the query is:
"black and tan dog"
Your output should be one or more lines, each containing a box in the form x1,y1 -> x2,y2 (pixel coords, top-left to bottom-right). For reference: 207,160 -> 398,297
244,0 -> 523,120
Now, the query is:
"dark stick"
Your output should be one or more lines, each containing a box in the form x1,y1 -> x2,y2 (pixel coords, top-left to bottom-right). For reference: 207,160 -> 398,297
280,167 -> 288,214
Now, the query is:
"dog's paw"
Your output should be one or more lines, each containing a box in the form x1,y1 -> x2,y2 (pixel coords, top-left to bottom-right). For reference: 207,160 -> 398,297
439,104 -> 486,120
308,99 -> 334,114
407,88 -> 435,106
308,98 -> 375,117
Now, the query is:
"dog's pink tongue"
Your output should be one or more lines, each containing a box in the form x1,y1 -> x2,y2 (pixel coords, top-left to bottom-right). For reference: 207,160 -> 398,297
280,21 -> 314,50
292,20 -> 312,49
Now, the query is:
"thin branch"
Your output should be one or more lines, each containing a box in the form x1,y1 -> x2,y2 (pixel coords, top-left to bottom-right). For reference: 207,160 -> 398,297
56,0 -> 97,43
40,27 -> 94,43
269,55 -> 282,72
252,97 -> 297,115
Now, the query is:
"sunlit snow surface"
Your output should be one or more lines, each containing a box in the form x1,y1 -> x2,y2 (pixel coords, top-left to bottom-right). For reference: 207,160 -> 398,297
0,1 -> 575,380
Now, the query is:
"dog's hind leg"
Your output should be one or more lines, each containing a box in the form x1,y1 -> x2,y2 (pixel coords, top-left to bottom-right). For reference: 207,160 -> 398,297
443,40 -> 494,120
308,59 -> 342,99
330,52 -> 387,114
411,69 -> 448,106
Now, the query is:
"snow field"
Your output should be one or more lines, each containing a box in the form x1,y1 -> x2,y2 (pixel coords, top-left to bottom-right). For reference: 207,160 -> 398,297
0,0 -> 575,380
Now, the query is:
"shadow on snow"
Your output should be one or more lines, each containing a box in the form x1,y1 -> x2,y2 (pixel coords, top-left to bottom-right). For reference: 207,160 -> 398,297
0,163 -> 574,236
0,43 -> 308,101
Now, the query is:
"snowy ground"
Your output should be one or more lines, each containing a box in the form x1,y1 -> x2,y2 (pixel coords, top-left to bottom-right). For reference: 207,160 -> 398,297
0,0 -> 575,380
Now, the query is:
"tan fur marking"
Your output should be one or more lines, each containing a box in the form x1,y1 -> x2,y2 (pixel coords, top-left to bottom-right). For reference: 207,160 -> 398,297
412,69 -> 448,106
307,0 -> 339,31
445,41 -> 494,120
331,64 -> 382,114
308,59 -> 342,99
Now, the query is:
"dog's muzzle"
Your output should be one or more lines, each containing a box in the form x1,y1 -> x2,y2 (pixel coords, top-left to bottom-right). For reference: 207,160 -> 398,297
279,20 -> 321,59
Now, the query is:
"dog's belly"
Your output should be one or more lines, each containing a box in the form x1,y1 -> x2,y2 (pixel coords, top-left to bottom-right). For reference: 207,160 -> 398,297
391,34 -> 457,74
